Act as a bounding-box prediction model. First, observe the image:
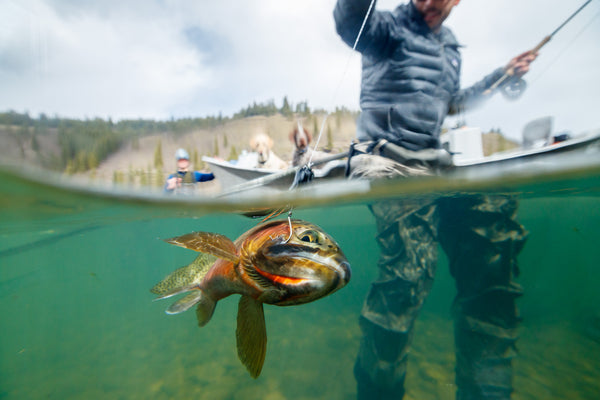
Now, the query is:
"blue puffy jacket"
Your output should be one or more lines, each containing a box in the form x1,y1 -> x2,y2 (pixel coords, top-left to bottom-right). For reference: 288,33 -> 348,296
334,0 -> 506,151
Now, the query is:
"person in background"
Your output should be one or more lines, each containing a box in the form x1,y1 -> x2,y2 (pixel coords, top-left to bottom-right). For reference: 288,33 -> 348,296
334,0 -> 536,399
164,148 -> 214,193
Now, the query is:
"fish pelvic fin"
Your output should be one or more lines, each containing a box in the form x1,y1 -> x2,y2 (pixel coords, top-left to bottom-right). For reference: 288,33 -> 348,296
163,232 -> 239,263
166,291 -> 204,314
150,253 -> 217,296
196,294 -> 216,327
236,295 -> 267,378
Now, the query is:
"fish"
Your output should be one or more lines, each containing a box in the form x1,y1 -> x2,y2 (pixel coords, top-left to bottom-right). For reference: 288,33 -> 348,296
150,219 -> 351,378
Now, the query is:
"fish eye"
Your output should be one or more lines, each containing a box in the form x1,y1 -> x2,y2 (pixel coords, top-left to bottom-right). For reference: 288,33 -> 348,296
298,230 -> 319,244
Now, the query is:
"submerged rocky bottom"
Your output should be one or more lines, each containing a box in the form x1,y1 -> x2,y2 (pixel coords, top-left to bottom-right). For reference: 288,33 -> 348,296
6,309 -> 598,400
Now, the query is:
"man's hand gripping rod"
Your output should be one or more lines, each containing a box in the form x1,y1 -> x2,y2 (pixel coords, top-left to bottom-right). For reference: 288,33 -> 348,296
485,0 -> 593,95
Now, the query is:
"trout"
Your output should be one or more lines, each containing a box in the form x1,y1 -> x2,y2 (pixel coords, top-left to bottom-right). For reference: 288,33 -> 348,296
151,219 -> 351,377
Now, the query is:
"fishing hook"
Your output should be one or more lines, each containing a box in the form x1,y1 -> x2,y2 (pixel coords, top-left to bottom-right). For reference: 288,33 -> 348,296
283,210 -> 294,243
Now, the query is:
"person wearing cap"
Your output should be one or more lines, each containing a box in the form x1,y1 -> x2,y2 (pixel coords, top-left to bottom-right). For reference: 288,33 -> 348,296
334,1 -> 535,399
164,148 -> 214,193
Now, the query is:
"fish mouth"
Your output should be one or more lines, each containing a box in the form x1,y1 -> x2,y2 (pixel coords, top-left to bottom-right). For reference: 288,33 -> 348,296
251,232 -> 351,306
338,261 -> 351,285
262,243 -> 351,287
268,255 -> 350,306
305,255 -> 350,289
259,252 -> 351,290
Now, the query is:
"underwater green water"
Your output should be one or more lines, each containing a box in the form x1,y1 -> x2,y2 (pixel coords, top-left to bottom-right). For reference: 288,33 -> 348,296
1,166 -> 599,400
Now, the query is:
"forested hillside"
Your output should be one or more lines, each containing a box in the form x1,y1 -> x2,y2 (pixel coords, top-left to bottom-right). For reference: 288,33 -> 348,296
0,99 -> 359,187
0,98 -> 517,188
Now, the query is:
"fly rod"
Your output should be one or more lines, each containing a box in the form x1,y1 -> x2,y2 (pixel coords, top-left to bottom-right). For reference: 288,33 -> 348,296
485,0 -> 593,95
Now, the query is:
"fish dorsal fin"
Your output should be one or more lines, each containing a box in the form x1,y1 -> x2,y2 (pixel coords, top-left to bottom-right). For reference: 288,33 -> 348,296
150,253 -> 217,296
164,232 -> 239,263
236,295 -> 267,378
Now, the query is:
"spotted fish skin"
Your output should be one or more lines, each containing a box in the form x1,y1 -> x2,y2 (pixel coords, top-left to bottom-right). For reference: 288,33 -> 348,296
150,253 -> 216,296
151,219 -> 351,378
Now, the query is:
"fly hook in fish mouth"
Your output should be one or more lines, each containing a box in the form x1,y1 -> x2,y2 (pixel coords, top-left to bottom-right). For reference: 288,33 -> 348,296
283,210 -> 294,244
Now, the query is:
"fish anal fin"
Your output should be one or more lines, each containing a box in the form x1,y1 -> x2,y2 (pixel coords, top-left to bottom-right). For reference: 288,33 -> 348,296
164,232 -> 239,263
195,294 -> 216,327
150,253 -> 216,296
236,295 -> 267,378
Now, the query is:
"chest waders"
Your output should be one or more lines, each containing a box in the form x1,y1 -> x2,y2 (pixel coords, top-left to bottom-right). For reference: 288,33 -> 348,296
174,171 -> 196,195
349,156 -> 528,400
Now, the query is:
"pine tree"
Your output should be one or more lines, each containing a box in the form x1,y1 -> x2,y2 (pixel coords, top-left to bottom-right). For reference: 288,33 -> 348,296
326,124 -> 333,151
132,135 -> 140,150
281,96 -> 292,117
213,137 -> 219,156
87,152 -> 99,170
128,164 -> 135,185
113,170 -> 124,185
140,169 -> 148,187
31,135 -> 40,153
154,139 -> 164,170
75,151 -> 87,172
65,160 -> 74,175
228,145 -> 239,161
192,149 -> 199,167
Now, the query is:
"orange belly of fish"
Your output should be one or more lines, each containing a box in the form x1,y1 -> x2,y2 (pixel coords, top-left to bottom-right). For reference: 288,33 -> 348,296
254,266 -> 308,285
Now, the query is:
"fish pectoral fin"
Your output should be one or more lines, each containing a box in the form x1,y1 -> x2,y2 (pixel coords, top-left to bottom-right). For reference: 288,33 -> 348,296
163,232 -> 239,263
150,253 -> 216,296
166,291 -> 204,314
236,295 -> 267,379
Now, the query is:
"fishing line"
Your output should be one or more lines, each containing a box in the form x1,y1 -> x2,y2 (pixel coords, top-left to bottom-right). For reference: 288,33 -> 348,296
307,0 -> 377,165
287,0 -> 375,226
530,7 -> 600,86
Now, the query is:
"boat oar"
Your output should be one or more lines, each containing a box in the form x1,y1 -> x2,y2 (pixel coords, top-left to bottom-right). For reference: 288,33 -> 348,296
485,0 -> 593,96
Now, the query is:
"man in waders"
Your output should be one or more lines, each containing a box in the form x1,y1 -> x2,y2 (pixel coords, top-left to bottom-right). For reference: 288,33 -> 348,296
164,148 -> 215,194
334,1 -> 536,399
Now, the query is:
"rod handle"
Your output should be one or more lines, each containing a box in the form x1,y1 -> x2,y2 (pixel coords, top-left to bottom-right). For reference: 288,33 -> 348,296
532,35 -> 552,53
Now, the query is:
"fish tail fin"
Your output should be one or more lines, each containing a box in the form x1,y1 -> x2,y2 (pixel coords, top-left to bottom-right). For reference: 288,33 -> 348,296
236,295 -> 267,378
196,292 -> 217,327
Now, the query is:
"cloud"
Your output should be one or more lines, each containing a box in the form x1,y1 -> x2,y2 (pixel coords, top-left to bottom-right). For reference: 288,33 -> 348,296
0,0 -> 599,140
0,0 -> 212,119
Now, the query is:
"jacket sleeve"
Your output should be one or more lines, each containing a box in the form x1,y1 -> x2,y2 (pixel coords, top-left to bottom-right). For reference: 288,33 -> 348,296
334,0 -> 394,58
448,67 -> 507,114
194,171 -> 215,182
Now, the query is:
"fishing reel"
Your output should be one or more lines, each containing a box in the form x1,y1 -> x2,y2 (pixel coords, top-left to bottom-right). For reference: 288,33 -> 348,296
500,76 -> 527,101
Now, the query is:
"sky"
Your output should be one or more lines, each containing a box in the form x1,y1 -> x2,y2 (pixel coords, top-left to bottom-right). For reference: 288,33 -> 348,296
1,0 -> 599,141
